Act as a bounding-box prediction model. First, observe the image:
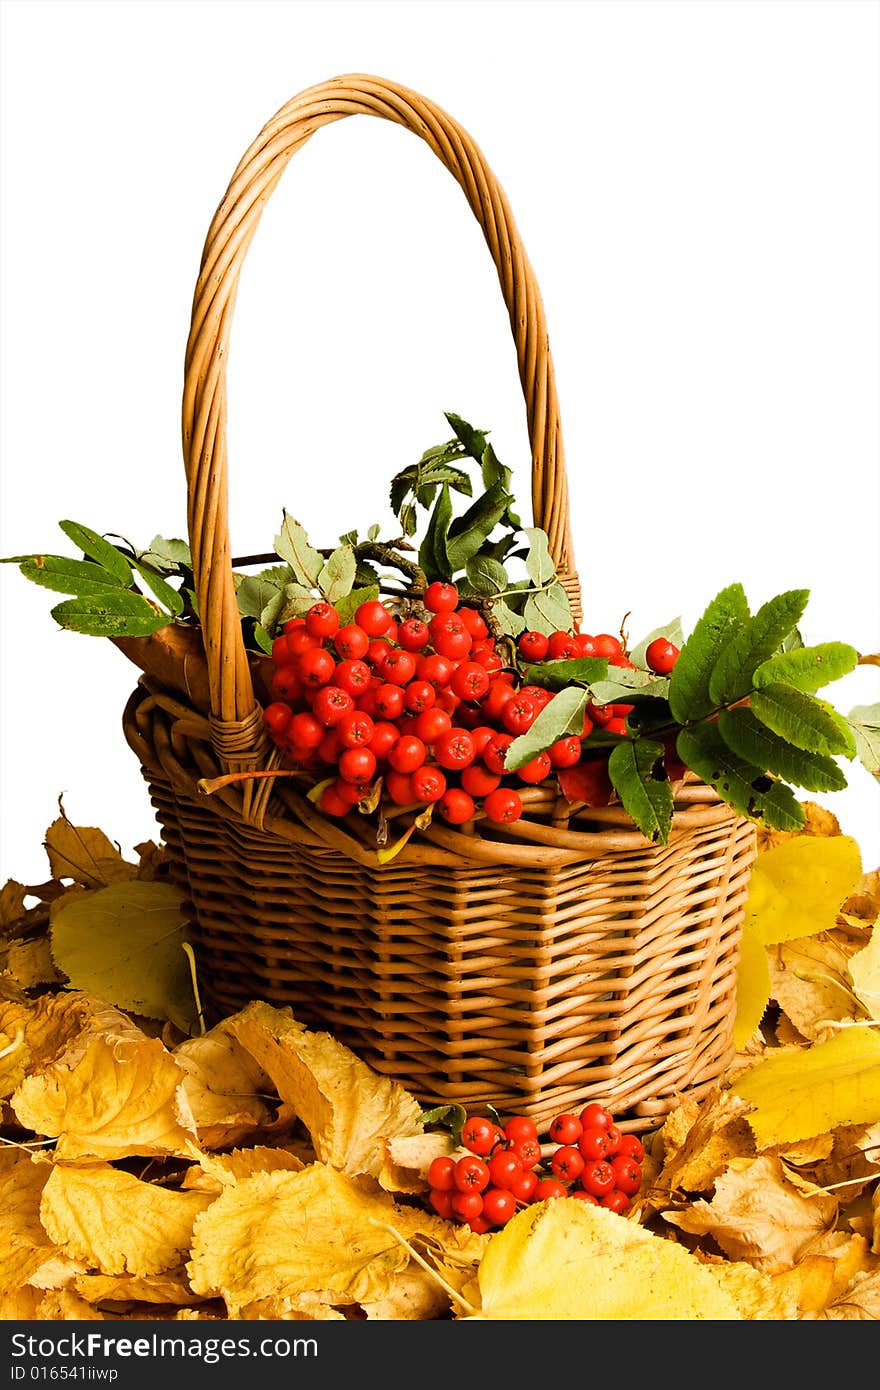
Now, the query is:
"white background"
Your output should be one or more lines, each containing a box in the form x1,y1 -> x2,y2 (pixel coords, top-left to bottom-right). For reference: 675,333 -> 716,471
1,0 -> 878,884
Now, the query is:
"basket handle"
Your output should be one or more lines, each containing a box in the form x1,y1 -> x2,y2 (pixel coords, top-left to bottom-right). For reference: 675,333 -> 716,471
182,73 -> 579,750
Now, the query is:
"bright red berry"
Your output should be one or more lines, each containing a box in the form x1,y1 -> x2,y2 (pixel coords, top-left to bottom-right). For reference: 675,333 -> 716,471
398,617 -> 430,651
618,1133 -> 646,1164
517,630 -> 550,662
550,1145 -> 585,1182
610,1154 -> 643,1196
334,623 -> 370,660
501,694 -> 539,735
410,764 -> 447,803
297,646 -> 336,687
580,1158 -> 616,1198
516,751 -> 552,785
579,1103 -> 613,1132
451,1190 -> 484,1221
387,734 -> 426,774
434,728 -> 476,771
311,685 -> 354,728
481,1187 -> 517,1226
305,601 -> 340,640
454,1154 -> 491,1192
548,736 -> 582,769
487,1149 -> 524,1190
482,787 -> 523,824
429,1188 -> 455,1218
450,661 -> 491,703
548,1113 -> 583,1146
508,1167 -> 538,1202
645,637 -> 680,675
337,746 -> 376,784
461,1116 -> 498,1156
428,1155 -> 457,1191
599,1189 -> 631,1215
355,600 -> 393,636
336,709 -> 375,749
437,788 -> 476,825
423,581 -> 459,614
461,763 -> 502,799
533,1178 -> 569,1201
577,1128 -> 611,1161
547,631 -> 580,660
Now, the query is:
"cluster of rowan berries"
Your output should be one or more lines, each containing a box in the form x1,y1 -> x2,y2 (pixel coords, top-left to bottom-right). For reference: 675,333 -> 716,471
426,1104 -> 645,1233
261,582 -> 680,824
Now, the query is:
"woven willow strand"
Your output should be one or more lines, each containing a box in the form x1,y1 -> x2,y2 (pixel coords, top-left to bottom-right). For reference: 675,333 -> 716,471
182,73 -> 578,738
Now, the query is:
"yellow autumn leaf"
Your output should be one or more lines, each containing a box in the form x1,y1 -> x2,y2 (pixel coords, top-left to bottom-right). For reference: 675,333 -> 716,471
471,1200 -> 742,1320
73,1273 -> 201,1307
733,923 -> 772,1049
43,815 -> 139,888
225,1001 -> 424,1178
173,1026 -> 275,1148
40,1163 -> 214,1277
848,918 -> 880,1021
5,938 -> 63,990
187,1146 -> 306,1190
769,934 -> 863,1041
187,1163 -> 485,1312
664,1154 -> 838,1271
0,992 -> 95,1099
12,1025 -> 198,1159
649,1088 -> 756,1202
50,880 -> 198,1033
822,1265 -> 880,1319
692,1254 -> 801,1320
733,1025 -> 880,1146
0,1153 -> 58,1295
744,835 -> 863,945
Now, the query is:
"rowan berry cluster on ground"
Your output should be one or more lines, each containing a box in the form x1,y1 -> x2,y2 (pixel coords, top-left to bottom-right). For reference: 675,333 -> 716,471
262,583 -> 680,825
426,1104 -> 644,1233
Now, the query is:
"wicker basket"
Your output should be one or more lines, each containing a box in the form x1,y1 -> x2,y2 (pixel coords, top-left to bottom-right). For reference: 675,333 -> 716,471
119,74 -> 757,1132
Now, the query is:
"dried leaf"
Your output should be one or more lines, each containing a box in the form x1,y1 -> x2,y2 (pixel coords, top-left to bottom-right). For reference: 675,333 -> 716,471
769,936 -> 862,1041
5,937 -> 63,990
473,1200 -> 742,1320
0,1153 -> 57,1294
40,1163 -> 214,1277
73,1273 -> 200,1307
187,1163 -> 485,1313
745,835 -> 863,946
11,1024 -> 198,1159
43,816 -> 138,888
733,1026 -> 880,1146
378,1131 -> 456,1194
664,1154 -> 838,1272
0,992 -> 94,1099
225,1001 -> 424,1178
50,880 -> 197,1033
173,1026 -> 274,1148
848,920 -> 880,1021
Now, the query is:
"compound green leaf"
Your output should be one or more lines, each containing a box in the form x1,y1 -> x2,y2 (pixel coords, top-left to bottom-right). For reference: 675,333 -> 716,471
607,739 -> 673,843
718,707 -> 847,793
58,521 -> 133,586
668,583 -> 749,723
50,590 -> 172,638
749,683 -> 857,758
708,589 -> 809,706
677,723 -> 804,831
17,555 -> 127,596
753,642 -> 859,693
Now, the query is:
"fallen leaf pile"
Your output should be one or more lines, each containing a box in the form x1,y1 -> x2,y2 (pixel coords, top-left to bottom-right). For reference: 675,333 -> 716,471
1,801 -> 878,1321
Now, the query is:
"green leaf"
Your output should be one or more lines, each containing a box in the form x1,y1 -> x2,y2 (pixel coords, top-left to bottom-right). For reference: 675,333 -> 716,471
708,588 -> 810,706
274,511 -> 323,587
130,560 -> 185,617
276,582 -> 321,625
58,521 -> 134,585
668,583 -> 750,722
607,738 -> 674,844
718,707 -> 848,793
235,566 -> 292,621
335,584 -> 380,628
446,481 -> 512,573
444,412 -> 488,462
50,590 -> 172,637
367,524 -> 381,542
749,683 -> 857,758
493,601 -> 527,638
588,671 -> 671,705
523,582 -> 572,637
252,623 -> 274,655
465,555 -> 509,598
753,642 -> 860,693
676,724 -> 805,831
17,555 -> 128,596
522,528 -> 556,587
418,482 -> 453,581
142,536 -> 192,572
522,657 -> 608,690
846,704 -> 880,780
317,545 -> 356,603
505,688 -> 589,771
629,617 -> 684,671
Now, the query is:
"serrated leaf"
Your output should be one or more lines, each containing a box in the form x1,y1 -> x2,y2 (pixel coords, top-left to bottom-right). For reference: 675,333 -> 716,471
607,739 -> 673,843
708,588 -> 810,706
17,555 -> 128,596
58,521 -> 133,585
753,642 -> 859,693
493,601 -> 526,638
629,617 -> 685,670
523,582 -> 572,637
718,707 -> 848,793
589,672 -> 670,704
846,703 -> 880,779
465,555 -> 508,597
130,561 -> 184,617
276,582 -> 321,624
668,583 -> 750,723
142,536 -> 192,572
49,881 -> 198,1033
418,482 -> 453,581
274,512 -> 323,587
317,545 -> 356,603
749,683 -> 856,758
522,528 -> 556,587
444,412 -> 488,462
732,1027 -> 880,1147
50,591 -> 172,637
676,723 -> 805,830
335,585 -> 380,628
235,567 -> 293,621
505,688 -> 589,771
446,482 -> 512,573
522,657 -> 608,690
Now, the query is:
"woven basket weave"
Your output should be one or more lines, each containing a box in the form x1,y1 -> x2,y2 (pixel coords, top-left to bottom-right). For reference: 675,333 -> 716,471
119,74 -> 757,1131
